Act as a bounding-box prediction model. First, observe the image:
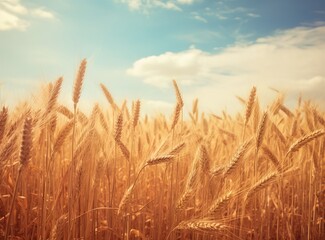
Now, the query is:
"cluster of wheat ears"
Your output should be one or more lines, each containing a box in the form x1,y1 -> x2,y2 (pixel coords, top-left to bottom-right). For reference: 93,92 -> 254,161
0,59 -> 324,240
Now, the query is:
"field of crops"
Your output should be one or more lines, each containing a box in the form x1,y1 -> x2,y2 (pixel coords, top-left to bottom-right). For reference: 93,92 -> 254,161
0,59 -> 324,239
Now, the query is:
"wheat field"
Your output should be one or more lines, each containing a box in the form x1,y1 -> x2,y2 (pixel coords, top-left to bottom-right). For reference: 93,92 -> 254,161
0,59 -> 324,240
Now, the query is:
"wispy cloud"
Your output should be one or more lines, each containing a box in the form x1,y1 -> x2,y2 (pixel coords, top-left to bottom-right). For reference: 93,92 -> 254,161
0,0 -> 55,31
176,30 -> 221,44
32,8 -> 55,19
206,3 -> 260,21
194,15 -> 207,23
127,24 -> 325,112
247,13 -> 260,18
191,12 -> 208,23
1,0 -> 28,14
117,0 -> 197,12
0,8 -> 29,31
176,0 -> 195,4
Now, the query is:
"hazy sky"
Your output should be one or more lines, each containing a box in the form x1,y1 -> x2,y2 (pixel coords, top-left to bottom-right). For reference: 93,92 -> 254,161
1,0 -> 325,114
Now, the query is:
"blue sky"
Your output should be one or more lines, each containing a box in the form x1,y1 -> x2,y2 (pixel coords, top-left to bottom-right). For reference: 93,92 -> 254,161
1,0 -> 325,114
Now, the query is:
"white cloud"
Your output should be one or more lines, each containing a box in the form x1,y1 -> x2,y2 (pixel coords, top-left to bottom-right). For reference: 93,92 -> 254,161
1,0 -> 28,14
177,30 -> 221,44
127,24 -> 325,113
247,13 -> 260,18
0,9 -> 29,31
193,15 -> 207,23
155,1 -> 181,11
118,0 -> 196,11
177,0 -> 195,4
0,0 -> 55,31
32,8 -> 55,19
211,5 -> 260,21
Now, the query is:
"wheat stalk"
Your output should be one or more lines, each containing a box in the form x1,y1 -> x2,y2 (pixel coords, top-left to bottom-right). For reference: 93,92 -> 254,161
5,117 -> 33,240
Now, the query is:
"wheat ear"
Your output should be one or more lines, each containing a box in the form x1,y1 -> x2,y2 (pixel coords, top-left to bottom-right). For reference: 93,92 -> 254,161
175,219 -> 226,232
117,141 -> 130,159
0,106 -> 8,144
207,190 -> 234,215
262,146 -> 282,172
246,172 -> 278,199
114,112 -> 123,142
245,86 -> 256,126
168,142 -> 186,155
57,105 -> 74,119
146,155 -> 175,166
132,100 -> 141,128
223,138 -> 252,176
20,117 -> 33,166
173,79 -> 184,107
286,129 -> 325,157
176,187 -> 195,209
170,103 -> 182,131
256,111 -> 268,153
51,121 -> 74,159
100,83 -> 117,110
73,59 -> 87,108
47,77 -> 63,113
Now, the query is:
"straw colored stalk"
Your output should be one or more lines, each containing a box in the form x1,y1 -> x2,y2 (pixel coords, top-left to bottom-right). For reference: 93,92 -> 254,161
5,117 -> 33,240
